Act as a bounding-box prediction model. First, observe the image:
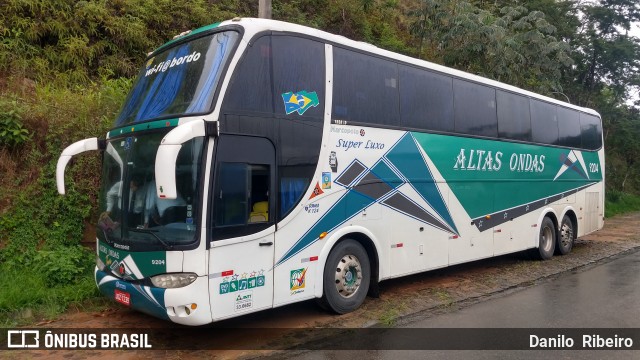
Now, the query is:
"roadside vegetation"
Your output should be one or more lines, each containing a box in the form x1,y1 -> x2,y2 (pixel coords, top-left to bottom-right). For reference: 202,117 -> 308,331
1,0 -> 639,326
606,191 -> 640,218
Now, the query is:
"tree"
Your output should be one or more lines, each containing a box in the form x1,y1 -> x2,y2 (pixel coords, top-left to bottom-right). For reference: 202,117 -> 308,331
564,0 -> 640,107
409,1 -> 572,93
0,0 -> 235,83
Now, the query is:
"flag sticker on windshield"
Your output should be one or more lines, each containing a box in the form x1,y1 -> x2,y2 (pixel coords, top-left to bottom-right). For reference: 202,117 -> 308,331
281,91 -> 320,115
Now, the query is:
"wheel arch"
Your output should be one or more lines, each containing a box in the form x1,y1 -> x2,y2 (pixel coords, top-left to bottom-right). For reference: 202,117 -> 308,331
535,208 -> 558,248
313,226 -> 382,299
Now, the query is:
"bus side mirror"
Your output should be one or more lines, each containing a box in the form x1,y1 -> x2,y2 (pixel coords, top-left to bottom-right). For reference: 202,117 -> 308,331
57,138 -> 104,195
155,120 -> 215,199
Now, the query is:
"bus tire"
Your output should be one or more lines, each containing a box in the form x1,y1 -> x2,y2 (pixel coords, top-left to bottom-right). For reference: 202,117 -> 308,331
532,217 -> 556,260
320,239 -> 370,314
556,215 -> 574,255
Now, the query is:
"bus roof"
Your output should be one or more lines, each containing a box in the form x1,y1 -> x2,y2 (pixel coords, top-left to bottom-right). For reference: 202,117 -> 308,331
165,17 -> 600,118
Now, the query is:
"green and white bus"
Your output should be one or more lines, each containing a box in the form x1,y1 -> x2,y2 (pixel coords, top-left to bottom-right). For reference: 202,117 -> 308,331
57,18 -> 604,326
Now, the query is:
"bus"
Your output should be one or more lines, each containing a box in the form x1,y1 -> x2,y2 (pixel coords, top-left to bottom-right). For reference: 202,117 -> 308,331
56,18 -> 604,326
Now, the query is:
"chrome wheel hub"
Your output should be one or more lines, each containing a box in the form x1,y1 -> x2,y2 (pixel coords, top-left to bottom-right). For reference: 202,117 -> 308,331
560,222 -> 573,247
334,254 -> 362,298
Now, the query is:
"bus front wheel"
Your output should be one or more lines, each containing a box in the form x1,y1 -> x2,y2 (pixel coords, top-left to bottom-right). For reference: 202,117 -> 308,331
532,217 -> 556,260
320,239 -> 370,314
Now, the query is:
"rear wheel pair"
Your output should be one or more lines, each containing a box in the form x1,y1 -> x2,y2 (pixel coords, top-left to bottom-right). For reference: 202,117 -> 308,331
533,215 -> 575,260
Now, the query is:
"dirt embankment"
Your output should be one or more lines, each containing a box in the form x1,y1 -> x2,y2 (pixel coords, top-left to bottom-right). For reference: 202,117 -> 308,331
6,213 -> 640,359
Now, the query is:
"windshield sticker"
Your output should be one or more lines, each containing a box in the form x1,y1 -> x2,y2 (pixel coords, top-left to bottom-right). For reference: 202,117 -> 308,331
144,51 -> 201,77
281,91 -> 320,115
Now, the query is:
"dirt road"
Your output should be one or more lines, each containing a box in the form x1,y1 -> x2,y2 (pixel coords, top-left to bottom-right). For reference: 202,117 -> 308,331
5,212 -> 640,359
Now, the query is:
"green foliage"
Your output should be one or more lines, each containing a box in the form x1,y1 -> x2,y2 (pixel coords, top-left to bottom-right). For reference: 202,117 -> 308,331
0,78 -> 129,321
563,0 -> 640,105
284,0 -> 412,54
0,261 -> 98,326
0,0 -> 236,84
409,1 -> 572,92
605,190 -> 640,218
0,183 -> 90,264
34,246 -> 95,287
0,100 -> 30,148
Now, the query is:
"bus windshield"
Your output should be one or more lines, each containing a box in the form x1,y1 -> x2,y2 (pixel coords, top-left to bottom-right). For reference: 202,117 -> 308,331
97,131 -> 204,250
115,30 -> 239,126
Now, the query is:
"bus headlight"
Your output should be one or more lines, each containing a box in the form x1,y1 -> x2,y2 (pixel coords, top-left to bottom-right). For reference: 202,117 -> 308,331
150,273 -> 198,288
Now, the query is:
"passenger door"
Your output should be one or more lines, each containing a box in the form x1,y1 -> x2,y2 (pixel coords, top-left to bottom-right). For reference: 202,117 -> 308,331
209,135 -> 276,320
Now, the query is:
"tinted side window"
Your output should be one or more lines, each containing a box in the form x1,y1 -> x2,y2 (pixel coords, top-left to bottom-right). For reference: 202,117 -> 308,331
333,48 -> 399,126
497,91 -> 531,141
220,35 -> 325,221
278,117 -> 323,217
580,113 -> 603,150
271,36 -> 325,218
399,65 -> 454,132
557,107 -> 581,148
272,36 -> 325,119
214,162 -> 249,227
222,36 -> 273,113
214,163 -> 271,226
530,100 -> 558,145
453,80 -> 497,137
211,135 -> 275,240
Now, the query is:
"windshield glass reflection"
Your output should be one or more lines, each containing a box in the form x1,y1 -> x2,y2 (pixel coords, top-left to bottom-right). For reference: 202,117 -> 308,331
97,132 -> 204,250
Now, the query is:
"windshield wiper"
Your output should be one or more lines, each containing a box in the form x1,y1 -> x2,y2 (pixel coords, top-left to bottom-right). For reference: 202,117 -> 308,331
128,228 -> 174,250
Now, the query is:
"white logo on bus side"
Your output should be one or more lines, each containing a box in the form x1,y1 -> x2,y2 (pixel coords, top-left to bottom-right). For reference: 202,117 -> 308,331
454,149 -> 503,171
454,148 -> 546,173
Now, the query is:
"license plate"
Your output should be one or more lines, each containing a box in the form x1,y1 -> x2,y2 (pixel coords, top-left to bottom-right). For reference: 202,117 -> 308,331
114,289 -> 131,306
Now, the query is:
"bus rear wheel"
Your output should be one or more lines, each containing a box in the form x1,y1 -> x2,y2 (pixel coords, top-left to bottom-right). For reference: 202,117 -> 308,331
320,239 -> 370,314
556,215 -> 574,255
532,217 -> 556,260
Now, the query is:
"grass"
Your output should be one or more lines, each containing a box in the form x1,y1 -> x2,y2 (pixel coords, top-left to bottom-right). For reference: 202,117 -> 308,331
433,288 -> 454,307
605,191 -> 640,218
0,263 -> 101,327
377,299 -> 407,326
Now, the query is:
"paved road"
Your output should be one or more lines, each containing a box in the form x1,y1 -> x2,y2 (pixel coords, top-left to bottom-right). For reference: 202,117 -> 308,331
290,249 -> 640,359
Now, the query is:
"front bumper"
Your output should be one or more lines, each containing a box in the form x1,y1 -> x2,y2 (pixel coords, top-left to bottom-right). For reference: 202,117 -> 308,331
95,267 -> 212,326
